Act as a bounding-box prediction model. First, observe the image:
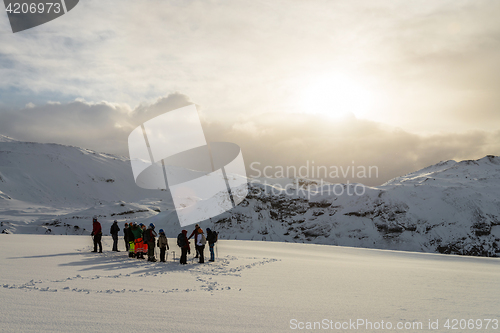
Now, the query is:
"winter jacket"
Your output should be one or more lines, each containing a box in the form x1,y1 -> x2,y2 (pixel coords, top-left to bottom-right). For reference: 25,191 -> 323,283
92,221 -> 102,236
206,229 -> 217,245
131,225 -> 143,240
123,226 -> 129,240
110,222 -> 120,236
157,234 -> 169,249
181,230 -> 190,251
144,228 -> 157,243
126,226 -> 135,241
188,228 -> 198,240
195,229 -> 206,246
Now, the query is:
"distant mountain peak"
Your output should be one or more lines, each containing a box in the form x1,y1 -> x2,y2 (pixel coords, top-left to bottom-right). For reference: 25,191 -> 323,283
0,134 -> 18,143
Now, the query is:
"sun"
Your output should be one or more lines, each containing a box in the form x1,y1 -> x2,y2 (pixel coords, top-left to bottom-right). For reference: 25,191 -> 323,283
299,73 -> 373,119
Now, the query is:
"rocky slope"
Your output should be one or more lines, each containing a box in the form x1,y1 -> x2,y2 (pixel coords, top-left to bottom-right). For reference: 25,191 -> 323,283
195,156 -> 500,257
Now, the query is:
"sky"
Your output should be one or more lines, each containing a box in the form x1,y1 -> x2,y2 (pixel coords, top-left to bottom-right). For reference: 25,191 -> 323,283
0,0 -> 499,186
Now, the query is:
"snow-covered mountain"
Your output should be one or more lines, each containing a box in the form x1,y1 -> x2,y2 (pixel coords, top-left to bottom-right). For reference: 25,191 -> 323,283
0,135 -> 173,234
1,135 -> 499,256
200,156 -> 500,257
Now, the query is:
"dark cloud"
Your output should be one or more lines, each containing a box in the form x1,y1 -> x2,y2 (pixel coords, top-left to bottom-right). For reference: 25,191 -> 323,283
0,93 -> 194,156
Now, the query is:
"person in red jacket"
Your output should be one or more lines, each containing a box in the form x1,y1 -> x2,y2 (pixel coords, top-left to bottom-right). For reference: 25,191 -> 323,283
188,224 -> 201,258
91,216 -> 103,253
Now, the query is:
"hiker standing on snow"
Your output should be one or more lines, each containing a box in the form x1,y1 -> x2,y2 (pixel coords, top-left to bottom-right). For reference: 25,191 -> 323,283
206,228 -> 218,262
178,230 -> 190,265
128,222 -> 138,258
123,223 -> 130,252
188,224 -> 201,258
195,227 -> 206,263
144,223 -> 157,262
91,216 -> 103,253
157,229 -> 169,262
110,220 -> 120,252
140,223 -> 148,259
132,223 -> 144,259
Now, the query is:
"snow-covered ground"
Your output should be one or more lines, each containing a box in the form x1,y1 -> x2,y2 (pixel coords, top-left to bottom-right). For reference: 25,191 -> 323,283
1,234 -> 499,332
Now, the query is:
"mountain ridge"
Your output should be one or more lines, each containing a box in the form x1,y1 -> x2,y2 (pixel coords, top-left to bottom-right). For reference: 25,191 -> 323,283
1,137 -> 499,257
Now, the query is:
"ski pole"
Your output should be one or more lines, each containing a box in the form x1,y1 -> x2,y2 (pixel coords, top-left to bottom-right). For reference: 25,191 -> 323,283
216,243 -> 218,259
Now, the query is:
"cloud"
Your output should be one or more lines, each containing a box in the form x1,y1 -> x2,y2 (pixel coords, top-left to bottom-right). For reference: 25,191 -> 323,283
359,1 -> 500,131
1,0 -> 500,134
3,93 -> 496,186
202,112 -> 500,185
0,93 -> 194,156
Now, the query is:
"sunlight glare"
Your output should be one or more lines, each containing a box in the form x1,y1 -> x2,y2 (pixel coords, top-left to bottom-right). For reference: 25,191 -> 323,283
299,74 -> 373,118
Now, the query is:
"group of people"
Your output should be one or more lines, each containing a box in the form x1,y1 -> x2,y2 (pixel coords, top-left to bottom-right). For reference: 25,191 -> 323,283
122,222 -> 162,261
91,217 -> 218,264
176,224 -> 218,264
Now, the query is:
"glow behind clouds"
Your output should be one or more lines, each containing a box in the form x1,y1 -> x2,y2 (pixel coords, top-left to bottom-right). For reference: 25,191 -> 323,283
298,73 -> 374,119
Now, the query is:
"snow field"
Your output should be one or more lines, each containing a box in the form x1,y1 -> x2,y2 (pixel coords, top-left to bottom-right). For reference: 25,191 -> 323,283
1,235 -> 499,332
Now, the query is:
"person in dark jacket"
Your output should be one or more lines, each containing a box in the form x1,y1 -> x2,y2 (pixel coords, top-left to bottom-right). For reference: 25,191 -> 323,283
206,228 -> 217,262
91,216 -> 102,253
110,220 -> 120,252
132,223 -> 145,259
123,223 -> 130,251
140,223 -> 148,259
179,230 -> 190,265
127,223 -> 138,258
145,223 -> 157,262
157,229 -> 169,262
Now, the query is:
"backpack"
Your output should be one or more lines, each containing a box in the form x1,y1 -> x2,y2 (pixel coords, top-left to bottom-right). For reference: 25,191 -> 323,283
177,233 -> 186,247
200,233 -> 206,245
143,229 -> 151,243
207,230 -> 218,244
